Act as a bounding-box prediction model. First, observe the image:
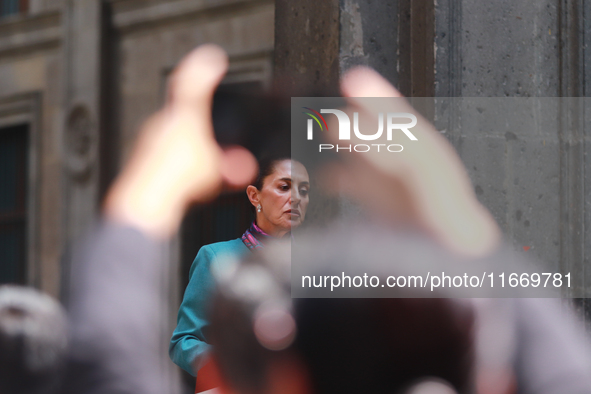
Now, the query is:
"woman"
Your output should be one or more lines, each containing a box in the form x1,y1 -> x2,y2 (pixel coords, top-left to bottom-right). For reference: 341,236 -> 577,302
169,157 -> 310,379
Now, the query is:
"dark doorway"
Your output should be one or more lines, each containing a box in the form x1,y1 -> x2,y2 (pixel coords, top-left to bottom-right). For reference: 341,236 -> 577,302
179,80 -> 263,294
177,81 -> 262,391
180,193 -> 254,294
0,124 -> 28,285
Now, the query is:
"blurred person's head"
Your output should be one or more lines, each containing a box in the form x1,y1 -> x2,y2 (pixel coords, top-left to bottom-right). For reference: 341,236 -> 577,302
295,298 -> 473,394
247,158 -> 310,237
0,285 -> 68,394
209,245 -> 474,394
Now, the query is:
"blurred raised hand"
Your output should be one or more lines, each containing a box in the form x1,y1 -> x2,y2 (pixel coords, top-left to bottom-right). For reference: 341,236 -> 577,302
325,67 -> 500,257
104,45 -> 257,238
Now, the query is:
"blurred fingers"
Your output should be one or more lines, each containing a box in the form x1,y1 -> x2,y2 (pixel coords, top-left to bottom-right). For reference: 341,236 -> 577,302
316,160 -> 419,225
168,44 -> 229,110
340,66 -> 417,128
219,146 -> 258,189
341,66 -> 404,98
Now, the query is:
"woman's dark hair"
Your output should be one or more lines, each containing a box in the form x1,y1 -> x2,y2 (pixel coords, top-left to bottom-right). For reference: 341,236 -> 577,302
251,156 -> 292,191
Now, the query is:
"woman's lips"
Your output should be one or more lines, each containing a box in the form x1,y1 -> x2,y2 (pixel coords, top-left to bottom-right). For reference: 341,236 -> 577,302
287,209 -> 301,217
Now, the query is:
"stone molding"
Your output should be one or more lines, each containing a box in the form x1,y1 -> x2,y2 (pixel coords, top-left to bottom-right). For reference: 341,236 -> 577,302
109,0 -> 272,33
0,11 -> 61,58
225,50 -> 273,86
65,103 -> 96,182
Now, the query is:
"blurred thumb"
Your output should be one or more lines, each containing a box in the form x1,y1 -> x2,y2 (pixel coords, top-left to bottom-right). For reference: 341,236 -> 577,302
219,146 -> 258,189
341,66 -> 404,98
169,44 -> 229,108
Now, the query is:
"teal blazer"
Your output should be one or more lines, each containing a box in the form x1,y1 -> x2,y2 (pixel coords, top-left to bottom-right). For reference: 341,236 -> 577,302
169,238 -> 249,376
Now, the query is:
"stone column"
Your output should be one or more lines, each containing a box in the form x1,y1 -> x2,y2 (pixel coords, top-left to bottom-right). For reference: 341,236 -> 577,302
60,0 -> 104,290
274,0 -> 341,94
275,0 -> 414,224
274,0 -> 417,93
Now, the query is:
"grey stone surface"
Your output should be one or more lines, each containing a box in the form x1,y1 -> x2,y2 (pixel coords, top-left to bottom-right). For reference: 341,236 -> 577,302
455,98 -> 563,271
432,1 -> 588,297
339,0 -> 399,85
274,0 -> 340,94
276,0 -> 591,299
460,1 -> 559,97
61,0 -> 104,295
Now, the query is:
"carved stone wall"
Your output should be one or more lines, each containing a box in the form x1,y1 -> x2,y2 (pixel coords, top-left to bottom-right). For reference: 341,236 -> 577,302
0,9 -> 62,295
0,1 -> 274,391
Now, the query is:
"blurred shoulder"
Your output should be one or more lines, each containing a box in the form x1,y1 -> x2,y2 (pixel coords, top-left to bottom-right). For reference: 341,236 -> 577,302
200,238 -> 248,257
190,239 -> 248,276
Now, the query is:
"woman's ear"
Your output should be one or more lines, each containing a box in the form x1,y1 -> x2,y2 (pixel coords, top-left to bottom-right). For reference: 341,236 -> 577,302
246,185 -> 260,208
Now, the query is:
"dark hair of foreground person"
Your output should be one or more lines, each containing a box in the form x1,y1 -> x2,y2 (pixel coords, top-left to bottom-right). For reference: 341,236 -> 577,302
209,254 -> 475,394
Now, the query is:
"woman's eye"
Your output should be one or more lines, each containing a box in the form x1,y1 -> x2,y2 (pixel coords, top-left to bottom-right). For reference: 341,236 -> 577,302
300,188 -> 309,196
279,184 -> 290,191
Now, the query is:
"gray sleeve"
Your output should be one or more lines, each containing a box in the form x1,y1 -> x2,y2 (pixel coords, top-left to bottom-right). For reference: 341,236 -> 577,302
514,298 -> 591,394
61,220 -> 166,394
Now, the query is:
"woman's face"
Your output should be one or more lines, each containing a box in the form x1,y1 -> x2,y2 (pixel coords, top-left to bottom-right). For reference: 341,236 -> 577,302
251,160 -> 310,236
